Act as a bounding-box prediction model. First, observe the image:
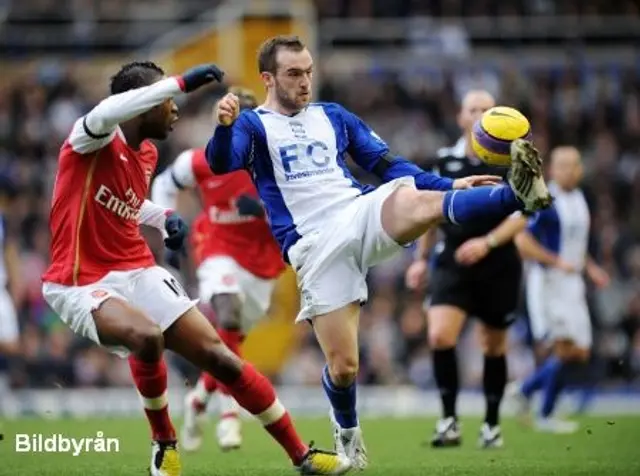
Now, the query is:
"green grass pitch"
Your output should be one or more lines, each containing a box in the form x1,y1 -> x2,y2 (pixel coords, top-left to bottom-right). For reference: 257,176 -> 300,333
1,416 -> 639,475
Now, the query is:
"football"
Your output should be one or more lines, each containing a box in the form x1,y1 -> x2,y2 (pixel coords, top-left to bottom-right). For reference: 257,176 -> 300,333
471,106 -> 532,166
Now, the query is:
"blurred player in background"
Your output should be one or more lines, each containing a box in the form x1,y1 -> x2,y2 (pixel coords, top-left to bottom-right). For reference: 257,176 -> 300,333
0,176 -> 21,371
406,90 -> 528,449
206,35 -> 552,469
41,61 -> 351,476
151,87 -> 286,452
508,146 -> 610,433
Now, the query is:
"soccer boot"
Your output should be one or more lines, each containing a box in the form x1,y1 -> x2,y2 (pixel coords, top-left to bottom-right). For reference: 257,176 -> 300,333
296,444 -> 352,475
431,417 -> 462,448
180,391 -> 206,452
478,423 -> 504,449
508,139 -> 553,213
216,415 -> 242,451
506,381 -> 532,425
534,417 -> 579,434
330,411 -> 368,469
149,440 -> 181,476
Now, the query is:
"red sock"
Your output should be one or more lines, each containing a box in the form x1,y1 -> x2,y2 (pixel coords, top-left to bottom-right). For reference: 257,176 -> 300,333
128,356 -> 176,442
225,363 -> 308,464
217,328 -> 244,356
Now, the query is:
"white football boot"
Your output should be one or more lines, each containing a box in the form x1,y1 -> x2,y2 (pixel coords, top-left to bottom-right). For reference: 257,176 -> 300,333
215,392 -> 242,451
330,411 -> 368,470
216,416 -> 242,451
478,423 -> 504,449
430,417 -> 462,448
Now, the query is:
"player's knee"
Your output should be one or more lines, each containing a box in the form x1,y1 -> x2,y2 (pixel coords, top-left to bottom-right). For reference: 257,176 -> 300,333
478,327 -> 507,356
130,324 -> 164,360
328,356 -> 359,387
482,340 -> 507,357
428,328 -> 458,350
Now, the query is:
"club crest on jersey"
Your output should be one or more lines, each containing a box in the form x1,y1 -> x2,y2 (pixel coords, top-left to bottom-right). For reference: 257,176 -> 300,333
91,289 -> 109,299
289,121 -> 307,139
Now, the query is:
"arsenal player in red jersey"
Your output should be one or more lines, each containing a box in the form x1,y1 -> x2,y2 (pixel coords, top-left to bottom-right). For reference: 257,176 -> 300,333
41,62 -> 350,476
151,87 -> 286,452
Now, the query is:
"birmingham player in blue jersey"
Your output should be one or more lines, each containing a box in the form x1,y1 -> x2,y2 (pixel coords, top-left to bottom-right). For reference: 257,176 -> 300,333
508,146 -> 609,433
206,35 -> 552,469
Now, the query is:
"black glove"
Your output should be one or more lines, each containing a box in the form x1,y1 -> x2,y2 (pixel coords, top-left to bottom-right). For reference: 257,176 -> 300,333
236,194 -> 264,218
180,64 -> 225,93
164,248 -> 186,270
164,213 -> 188,251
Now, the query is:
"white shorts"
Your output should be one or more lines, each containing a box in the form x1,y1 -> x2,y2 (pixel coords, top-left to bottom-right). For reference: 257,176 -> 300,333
288,177 -> 414,322
526,265 -> 592,348
0,288 -> 18,343
196,256 -> 277,332
42,266 -> 198,357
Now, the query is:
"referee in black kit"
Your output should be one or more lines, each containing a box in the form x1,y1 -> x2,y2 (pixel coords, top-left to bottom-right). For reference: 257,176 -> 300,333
405,90 -> 528,449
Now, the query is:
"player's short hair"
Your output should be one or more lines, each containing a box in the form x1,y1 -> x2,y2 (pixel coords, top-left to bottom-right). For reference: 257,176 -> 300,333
110,61 -> 165,95
258,35 -> 306,74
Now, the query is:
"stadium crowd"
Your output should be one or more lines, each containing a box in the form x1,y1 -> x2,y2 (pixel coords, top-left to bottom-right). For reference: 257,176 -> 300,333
0,53 -> 638,392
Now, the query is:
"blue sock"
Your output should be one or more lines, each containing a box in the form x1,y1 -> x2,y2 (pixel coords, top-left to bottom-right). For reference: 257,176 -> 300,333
322,365 -> 358,429
442,185 -> 521,225
540,359 -> 565,418
521,356 -> 562,398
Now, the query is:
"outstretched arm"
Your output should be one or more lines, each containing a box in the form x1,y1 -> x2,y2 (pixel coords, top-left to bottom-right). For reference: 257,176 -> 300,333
340,107 -> 454,191
70,64 -> 224,155
341,107 -> 499,191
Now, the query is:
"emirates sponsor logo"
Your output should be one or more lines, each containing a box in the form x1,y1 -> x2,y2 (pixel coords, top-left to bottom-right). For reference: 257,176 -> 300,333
94,185 -> 142,222
208,206 -> 255,224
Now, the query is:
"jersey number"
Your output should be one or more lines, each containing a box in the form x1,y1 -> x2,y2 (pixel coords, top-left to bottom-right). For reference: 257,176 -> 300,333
163,277 -> 186,298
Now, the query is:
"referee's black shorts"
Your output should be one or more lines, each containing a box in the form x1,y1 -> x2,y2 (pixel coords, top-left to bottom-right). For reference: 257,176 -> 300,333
429,250 -> 522,329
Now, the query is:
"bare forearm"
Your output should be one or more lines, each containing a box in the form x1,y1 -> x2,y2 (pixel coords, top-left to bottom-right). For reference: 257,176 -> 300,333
515,231 -> 560,266
486,214 -> 527,248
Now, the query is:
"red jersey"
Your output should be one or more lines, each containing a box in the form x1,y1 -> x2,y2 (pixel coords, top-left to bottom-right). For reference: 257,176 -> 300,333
155,149 -> 284,279
42,77 -> 196,285
43,132 -> 158,286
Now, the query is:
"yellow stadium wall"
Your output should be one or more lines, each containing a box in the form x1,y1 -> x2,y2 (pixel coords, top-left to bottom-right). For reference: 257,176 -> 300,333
159,16 -> 314,102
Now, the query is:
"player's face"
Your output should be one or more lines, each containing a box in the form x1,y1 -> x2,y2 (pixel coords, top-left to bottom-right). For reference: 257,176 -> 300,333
457,91 -> 495,134
267,48 -> 313,113
551,148 -> 583,190
142,76 -> 179,140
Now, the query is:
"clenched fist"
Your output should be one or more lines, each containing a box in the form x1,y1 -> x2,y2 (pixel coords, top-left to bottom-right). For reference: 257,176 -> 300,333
216,93 -> 240,126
